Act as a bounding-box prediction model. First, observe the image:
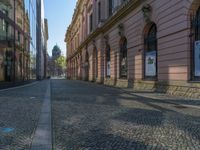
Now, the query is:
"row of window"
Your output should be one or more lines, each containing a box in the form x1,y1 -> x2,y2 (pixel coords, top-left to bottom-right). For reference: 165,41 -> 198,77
69,0 -> 128,56
89,0 -> 127,33
103,7 -> 200,80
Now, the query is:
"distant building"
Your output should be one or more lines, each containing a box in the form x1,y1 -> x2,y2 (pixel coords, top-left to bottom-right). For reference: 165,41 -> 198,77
65,0 -> 200,98
52,45 -> 61,59
50,45 -> 62,76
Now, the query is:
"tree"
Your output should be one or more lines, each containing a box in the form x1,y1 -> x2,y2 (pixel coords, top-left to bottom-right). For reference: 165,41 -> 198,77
55,56 -> 66,69
55,55 -> 66,76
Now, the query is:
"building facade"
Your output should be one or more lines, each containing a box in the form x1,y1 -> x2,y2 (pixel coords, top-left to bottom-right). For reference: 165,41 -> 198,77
0,0 -> 31,82
44,18 -> 49,78
25,0 -> 37,79
36,0 -> 48,80
65,0 -> 200,98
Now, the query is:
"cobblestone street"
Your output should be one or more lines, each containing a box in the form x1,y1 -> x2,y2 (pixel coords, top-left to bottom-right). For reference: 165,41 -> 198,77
0,79 -> 200,150
0,80 -> 49,150
51,80 -> 200,150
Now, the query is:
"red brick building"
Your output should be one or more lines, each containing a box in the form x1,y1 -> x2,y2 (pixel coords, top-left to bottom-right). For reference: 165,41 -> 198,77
65,0 -> 200,98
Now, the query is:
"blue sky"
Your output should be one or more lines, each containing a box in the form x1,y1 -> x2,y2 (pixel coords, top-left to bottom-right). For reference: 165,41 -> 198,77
44,0 -> 77,56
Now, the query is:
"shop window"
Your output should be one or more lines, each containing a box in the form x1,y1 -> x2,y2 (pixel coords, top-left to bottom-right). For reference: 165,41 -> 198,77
93,48 -> 98,79
85,51 -> 89,80
120,37 -> 127,78
144,23 -> 157,79
191,7 -> 200,80
106,45 -> 111,77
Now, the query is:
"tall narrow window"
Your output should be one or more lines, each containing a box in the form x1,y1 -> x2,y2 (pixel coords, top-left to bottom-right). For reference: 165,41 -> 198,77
85,51 -> 89,81
93,49 -> 98,79
120,37 -> 127,78
195,8 -> 200,40
106,45 -> 111,77
109,0 -> 113,16
2,10 -> 8,32
192,7 -> 200,79
144,23 -> 157,79
18,31 -> 21,43
89,13 -> 93,32
98,2 -> 101,23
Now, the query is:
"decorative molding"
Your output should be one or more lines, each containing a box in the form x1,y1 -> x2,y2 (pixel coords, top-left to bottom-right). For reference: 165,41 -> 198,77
118,23 -> 124,37
67,0 -> 141,60
142,4 -> 152,23
104,35 -> 109,46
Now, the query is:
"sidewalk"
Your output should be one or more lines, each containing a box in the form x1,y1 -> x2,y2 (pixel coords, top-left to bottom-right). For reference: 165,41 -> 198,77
0,79 -> 36,90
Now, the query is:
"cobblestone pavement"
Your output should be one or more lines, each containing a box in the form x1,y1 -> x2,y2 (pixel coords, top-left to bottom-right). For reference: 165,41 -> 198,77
51,79 -> 200,150
0,80 -> 49,150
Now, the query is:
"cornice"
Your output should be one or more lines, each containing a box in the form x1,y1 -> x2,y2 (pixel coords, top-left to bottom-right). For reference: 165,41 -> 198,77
65,0 -> 86,42
67,0 -> 142,60
71,0 -> 85,29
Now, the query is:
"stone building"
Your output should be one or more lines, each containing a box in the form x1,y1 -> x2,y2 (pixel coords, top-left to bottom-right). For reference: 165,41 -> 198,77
0,0 -> 30,81
65,0 -> 200,98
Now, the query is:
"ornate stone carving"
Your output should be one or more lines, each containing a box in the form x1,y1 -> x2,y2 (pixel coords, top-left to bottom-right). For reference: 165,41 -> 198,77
118,23 -> 124,37
142,4 -> 152,23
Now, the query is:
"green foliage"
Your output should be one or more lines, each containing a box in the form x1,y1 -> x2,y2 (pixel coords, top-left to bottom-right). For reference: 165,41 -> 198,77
55,55 -> 66,69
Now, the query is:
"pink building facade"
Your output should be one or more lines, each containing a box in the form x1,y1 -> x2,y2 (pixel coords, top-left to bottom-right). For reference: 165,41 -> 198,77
65,0 -> 200,98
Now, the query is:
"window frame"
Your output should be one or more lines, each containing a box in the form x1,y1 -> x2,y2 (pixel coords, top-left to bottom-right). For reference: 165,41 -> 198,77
108,0 -> 113,16
98,1 -> 101,23
89,13 -> 93,32
191,7 -> 200,80
106,45 -> 111,78
144,23 -> 158,80
119,37 -> 128,79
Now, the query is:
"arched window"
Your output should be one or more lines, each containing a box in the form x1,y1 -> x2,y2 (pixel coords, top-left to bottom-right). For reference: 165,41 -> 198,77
93,48 -> 98,79
195,8 -> 200,41
144,23 -> 157,79
120,37 -> 127,78
106,45 -> 111,77
192,7 -> 200,79
84,51 -> 89,81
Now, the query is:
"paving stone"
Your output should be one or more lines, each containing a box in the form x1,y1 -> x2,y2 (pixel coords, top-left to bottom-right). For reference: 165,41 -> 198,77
51,79 -> 200,150
0,80 -> 49,150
